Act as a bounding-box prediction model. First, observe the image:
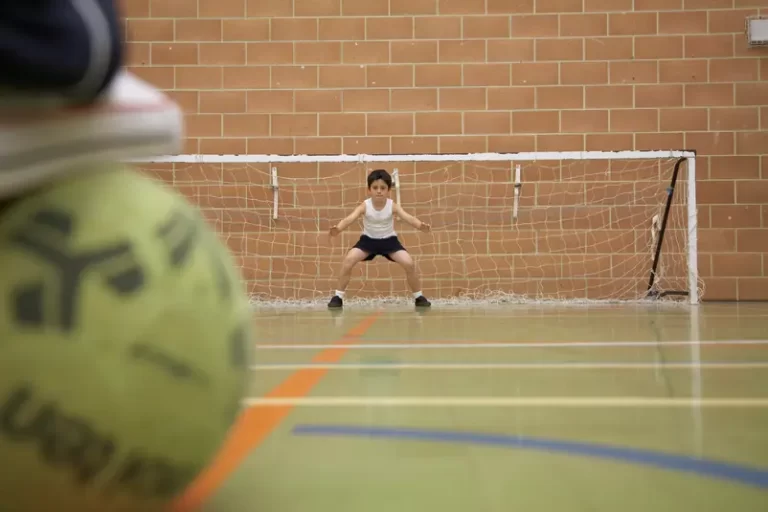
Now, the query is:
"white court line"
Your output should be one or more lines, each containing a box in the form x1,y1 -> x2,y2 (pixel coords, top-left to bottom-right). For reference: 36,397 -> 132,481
249,362 -> 768,371
241,396 -> 768,408
255,339 -> 768,350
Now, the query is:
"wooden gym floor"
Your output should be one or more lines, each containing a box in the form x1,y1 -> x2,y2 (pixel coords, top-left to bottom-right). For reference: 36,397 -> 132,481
177,302 -> 768,512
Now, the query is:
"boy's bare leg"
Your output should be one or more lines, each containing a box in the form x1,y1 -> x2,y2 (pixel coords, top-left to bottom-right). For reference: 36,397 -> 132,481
335,248 -> 369,295
388,250 -> 421,293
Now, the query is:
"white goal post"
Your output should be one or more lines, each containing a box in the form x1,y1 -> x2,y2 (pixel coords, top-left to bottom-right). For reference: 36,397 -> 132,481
132,150 -> 701,306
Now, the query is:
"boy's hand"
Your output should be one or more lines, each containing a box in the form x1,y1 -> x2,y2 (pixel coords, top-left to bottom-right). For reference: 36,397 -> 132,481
329,226 -> 340,237
418,222 -> 431,233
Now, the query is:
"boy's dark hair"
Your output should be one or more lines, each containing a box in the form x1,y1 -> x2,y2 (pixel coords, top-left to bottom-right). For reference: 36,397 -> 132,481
367,169 -> 392,189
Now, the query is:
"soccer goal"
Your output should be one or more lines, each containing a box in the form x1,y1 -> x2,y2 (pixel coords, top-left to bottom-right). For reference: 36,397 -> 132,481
133,151 -> 702,307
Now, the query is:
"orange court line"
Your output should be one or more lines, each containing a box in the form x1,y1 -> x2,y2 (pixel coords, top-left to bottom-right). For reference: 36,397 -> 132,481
170,312 -> 381,512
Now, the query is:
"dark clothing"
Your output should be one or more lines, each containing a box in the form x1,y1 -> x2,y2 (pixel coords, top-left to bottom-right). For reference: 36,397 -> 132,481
353,235 -> 407,262
0,0 -> 123,105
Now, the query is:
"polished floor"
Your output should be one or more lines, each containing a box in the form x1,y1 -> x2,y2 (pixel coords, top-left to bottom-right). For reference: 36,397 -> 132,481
178,302 -> 768,512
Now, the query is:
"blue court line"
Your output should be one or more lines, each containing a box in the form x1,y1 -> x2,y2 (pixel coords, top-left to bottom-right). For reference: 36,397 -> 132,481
256,360 -> 767,368
292,424 -> 768,490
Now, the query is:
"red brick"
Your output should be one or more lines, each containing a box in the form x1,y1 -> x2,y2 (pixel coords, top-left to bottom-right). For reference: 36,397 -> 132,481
415,112 -> 462,134
659,11 -> 707,34
462,18 -> 509,41
120,0 -> 150,17
200,91 -> 246,114
319,18 -> 365,40
660,108 -> 708,131
175,66 -> 222,89
271,19 -> 318,41
367,113 -> 414,135
510,14 -> 558,36
246,91 -> 294,113
391,0 -> 438,14
342,42 -> 389,64
585,85 -> 633,108
342,90 -> 390,112
151,43 -> 197,65
710,59 -> 760,82
464,112 -> 512,134
367,17 -> 414,40
535,38 -> 584,61
736,83 -> 768,106
271,66 -> 318,89
709,156 -> 760,179
439,88 -> 487,110
634,36 -> 684,59
487,87 -> 536,110
463,64 -> 512,86
561,62 -> 607,84
177,20 -> 223,41
635,85 -> 683,107
710,107 -> 760,131
610,61 -> 658,84
319,113 -> 366,136
537,86 -> 583,109
246,0 -> 292,16
685,83 -> 734,106
415,17 -> 462,39
711,206 -> 762,229
295,0 -> 341,16
687,132 -> 735,156
199,0 -> 244,17
736,132 -> 768,155
150,0 -> 197,17
609,12 -> 657,35
562,110 -> 609,133
392,41 -> 438,63
438,40 -> 487,62
392,89 -> 438,110
512,111 -> 559,133
440,0 -> 485,13
488,0 -> 535,13
684,35 -> 735,58
223,114 -> 270,137
295,90 -> 342,112
224,67 -> 270,89
512,63 -> 559,85
200,43 -> 245,65
660,60 -> 708,83
222,20 -> 269,41
295,42 -> 342,64
127,19 -> 173,41
487,40 -> 535,62
416,65 -> 462,86
247,43 -> 293,64
367,65 -> 414,87
585,0 -> 632,10
585,37 -> 633,60
610,109 -> 659,132
341,0 -> 388,15
536,0 -> 583,13
560,14 -> 607,36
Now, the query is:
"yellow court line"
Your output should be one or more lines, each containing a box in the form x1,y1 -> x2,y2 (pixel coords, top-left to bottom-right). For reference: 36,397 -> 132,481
170,312 -> 381,512
239,396 -> 768,408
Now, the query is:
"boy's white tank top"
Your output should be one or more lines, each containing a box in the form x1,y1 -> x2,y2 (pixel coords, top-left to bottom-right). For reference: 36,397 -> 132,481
362,198 -> 396,239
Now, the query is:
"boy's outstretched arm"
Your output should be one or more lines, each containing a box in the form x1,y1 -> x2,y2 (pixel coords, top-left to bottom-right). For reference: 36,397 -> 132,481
393,203 -> 431,232
329,202 -> 366,236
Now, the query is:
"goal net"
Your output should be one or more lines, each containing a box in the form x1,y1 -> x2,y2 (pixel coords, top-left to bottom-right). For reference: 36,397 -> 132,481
133,151 -> 702,307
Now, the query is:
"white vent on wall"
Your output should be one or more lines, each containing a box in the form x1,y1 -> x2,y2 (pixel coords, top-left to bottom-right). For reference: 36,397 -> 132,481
746,15 -> 768,47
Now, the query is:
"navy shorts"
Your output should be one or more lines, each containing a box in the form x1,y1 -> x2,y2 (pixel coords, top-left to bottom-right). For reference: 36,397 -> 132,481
352,235 -> 406,261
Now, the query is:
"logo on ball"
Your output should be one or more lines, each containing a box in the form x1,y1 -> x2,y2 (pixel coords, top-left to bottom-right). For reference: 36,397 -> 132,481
10,209 -> 144,331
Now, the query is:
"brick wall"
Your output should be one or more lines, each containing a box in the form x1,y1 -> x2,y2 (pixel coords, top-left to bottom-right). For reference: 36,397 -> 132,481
122,0 -> 768,302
